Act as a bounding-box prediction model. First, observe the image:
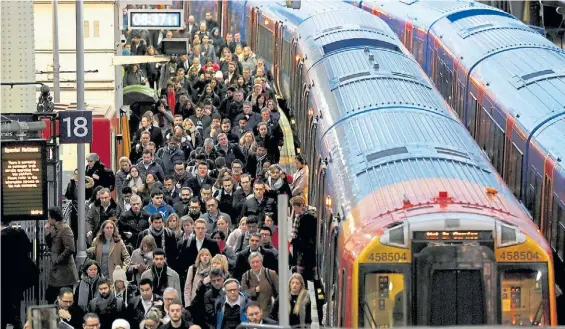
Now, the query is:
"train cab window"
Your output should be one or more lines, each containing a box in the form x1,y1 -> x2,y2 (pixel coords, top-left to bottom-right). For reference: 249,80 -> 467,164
361,273 -> 406,328
499,268 -> 549,326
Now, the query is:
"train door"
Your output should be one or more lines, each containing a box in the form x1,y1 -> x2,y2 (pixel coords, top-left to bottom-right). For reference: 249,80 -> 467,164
404,21 -> 413,53
274,21 -> 283,93
412,242 -> 497,325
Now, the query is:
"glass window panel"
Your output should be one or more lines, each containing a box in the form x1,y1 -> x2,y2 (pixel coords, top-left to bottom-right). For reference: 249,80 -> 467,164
363,273 -> 406,328
500,269 -> 547,326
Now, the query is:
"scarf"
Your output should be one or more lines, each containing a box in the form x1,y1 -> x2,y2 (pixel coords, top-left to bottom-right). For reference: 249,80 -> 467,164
93,292 -> 116,313
197,264 -> 211,277
256,154 -> 267,178
77,275 -> 100,310
268,177 -> 283,191
167,90 -> 176,116
150,226 -> 164,237
152,265 -> 169,294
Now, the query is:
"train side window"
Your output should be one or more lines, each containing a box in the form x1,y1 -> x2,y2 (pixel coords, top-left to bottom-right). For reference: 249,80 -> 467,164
362,272 -> 406,328
477,107 -> 490,152
492,123 -> 505,174
458,82 -> 465,119
550,196 -> 560,250
281,39 -> 291,77
468,95 -> 478,138
257,24 -> 274,64
558,206 -> 565,260
533,173 -> 543,227
542,175 -> 552,235
506,144 -> 523,199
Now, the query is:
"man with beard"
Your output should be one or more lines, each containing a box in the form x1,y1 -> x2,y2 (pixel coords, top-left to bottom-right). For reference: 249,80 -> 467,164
173,161 -> 193,188
214,176 -> 237,226
56,287 -> 84,329
118,195 -> 149,248
161,299 -> 190,329
87,278 -> 126,329
233,233 -> 278,281
141,249 -> 182,297
137,150 -> 165,183
173,187 -> 193,217
126,278 -> 163,326
86,188 -> 123,245
188,161 -> 215,198
137,214 -> 178,270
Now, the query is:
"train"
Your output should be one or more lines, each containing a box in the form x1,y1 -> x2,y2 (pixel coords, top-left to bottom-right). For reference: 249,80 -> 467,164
205,0 -> 558,326
345,0 -> 565,274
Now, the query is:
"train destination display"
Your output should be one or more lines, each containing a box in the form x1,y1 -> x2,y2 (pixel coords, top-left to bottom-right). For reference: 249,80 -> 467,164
1,140 -> 47,221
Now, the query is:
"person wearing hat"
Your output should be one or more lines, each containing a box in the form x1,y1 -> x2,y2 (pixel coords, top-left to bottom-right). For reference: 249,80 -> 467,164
112,266 -> 137,307
86,153 -> 114,191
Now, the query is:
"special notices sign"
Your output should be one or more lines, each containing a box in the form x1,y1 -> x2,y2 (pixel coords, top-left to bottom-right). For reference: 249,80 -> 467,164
1,140 -> 47,221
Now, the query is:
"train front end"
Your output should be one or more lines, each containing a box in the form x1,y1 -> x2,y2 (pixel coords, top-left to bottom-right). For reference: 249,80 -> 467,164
352,208 -> 556,327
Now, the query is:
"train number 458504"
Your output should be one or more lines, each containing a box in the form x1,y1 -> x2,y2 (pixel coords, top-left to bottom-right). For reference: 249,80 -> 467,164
368,252 -> 408,262
498,251 -> 540,262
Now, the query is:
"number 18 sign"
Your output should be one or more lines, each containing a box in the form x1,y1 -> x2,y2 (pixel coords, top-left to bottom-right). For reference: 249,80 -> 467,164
59,111 -> 93,144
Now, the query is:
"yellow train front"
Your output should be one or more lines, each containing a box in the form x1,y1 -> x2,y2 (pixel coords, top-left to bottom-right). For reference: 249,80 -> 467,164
329,193 -> 557,327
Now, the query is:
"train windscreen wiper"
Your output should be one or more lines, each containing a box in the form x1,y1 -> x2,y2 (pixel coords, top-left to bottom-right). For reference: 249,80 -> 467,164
363,300 -> 379,329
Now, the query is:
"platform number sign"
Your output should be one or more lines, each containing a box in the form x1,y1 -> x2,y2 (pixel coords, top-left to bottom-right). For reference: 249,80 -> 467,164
59,111 -> 92,143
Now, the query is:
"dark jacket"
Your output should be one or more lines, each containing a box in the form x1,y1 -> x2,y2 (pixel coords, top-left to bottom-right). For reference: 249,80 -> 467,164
178,236 -> 220,276
213,143 -> 246,167
46,223 -> 79,287
188,175 -> 215,198
88,294 -> 126,329
156,146 -> 185,175
239,195 -> 276,224
126,294 -> 163,327
233,247 -> 278,281
118,209 -> 150,246
134,126 -> 163,148
56,299 -> 84,329
85,161 -> 114,190
86,199 -> 123,241
137,161 -> 165,183
214,294 -> 250,329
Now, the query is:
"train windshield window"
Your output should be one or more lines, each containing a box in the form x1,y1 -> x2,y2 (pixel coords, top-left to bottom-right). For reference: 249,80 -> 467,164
500,267 -> 549,326
362,273 -> 406,328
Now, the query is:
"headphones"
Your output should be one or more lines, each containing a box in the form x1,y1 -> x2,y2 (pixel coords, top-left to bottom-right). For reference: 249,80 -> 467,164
222,278 -> 241,292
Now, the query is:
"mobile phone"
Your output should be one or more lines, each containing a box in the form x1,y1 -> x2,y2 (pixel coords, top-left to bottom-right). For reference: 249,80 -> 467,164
28,305 -> 58,329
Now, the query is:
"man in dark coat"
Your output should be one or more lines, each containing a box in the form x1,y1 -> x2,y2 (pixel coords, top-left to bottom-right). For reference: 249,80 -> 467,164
239,181 -> 276,224
187,161 -> 215,197
118,194 -> 150,248
86,153 -> 114,190
45,207 -> 79,303
1,219 -> 38,329
291,196 -> 317,281
178,218 -> 220,276
126,278 -> 164,327
88,278 -> 126,329
56,287 -> 84,329
233,233 -> 278,281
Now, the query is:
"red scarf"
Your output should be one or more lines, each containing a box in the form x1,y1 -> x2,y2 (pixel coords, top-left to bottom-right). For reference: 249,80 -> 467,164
218,240 -> 225,253
167,89 -> 176,116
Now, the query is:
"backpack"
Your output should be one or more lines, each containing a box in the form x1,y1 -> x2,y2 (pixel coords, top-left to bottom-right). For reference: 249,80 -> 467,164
245,268 -> 278,299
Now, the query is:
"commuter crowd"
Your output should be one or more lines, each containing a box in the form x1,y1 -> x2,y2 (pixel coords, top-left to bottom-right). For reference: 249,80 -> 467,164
10,6 -> 321,329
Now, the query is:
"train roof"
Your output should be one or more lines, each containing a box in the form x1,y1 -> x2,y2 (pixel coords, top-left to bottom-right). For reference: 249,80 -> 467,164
360,0 -> 565,167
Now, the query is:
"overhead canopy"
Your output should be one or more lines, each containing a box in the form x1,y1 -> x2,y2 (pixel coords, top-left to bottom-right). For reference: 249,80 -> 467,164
113,55 -> 171,66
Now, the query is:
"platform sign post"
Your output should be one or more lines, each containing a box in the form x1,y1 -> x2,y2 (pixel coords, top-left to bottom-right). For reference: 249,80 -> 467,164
0,140 -> 48,222
59,111 -> 92,144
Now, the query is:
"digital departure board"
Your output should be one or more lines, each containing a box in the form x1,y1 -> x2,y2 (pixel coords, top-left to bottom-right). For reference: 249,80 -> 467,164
1,140 -> 47,221
413,231 -> 493,241
129,9 -> 183,29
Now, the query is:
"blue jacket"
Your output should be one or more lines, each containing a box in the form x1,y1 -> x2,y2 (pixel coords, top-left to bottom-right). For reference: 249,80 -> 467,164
143,202 -> 174,219
215,293 -> 250,329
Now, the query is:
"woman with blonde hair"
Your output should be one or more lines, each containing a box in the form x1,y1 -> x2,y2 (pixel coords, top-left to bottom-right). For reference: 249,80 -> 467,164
239,131 -> 257,159
115,157 -> 132,200
139,307 -> 164,329
87,220 -> 130,282
226,217 -> 247,249
272,273 -> 312,326
183,118 -> 203,148
128,234 -> 156,284
166,213 -> 183,240
184,248 -> 212,307
210,253 -> 229,274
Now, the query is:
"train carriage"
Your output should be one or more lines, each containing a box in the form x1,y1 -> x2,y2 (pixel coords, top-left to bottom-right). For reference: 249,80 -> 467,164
348,0 -> 565,277
222,0 -> 558,327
